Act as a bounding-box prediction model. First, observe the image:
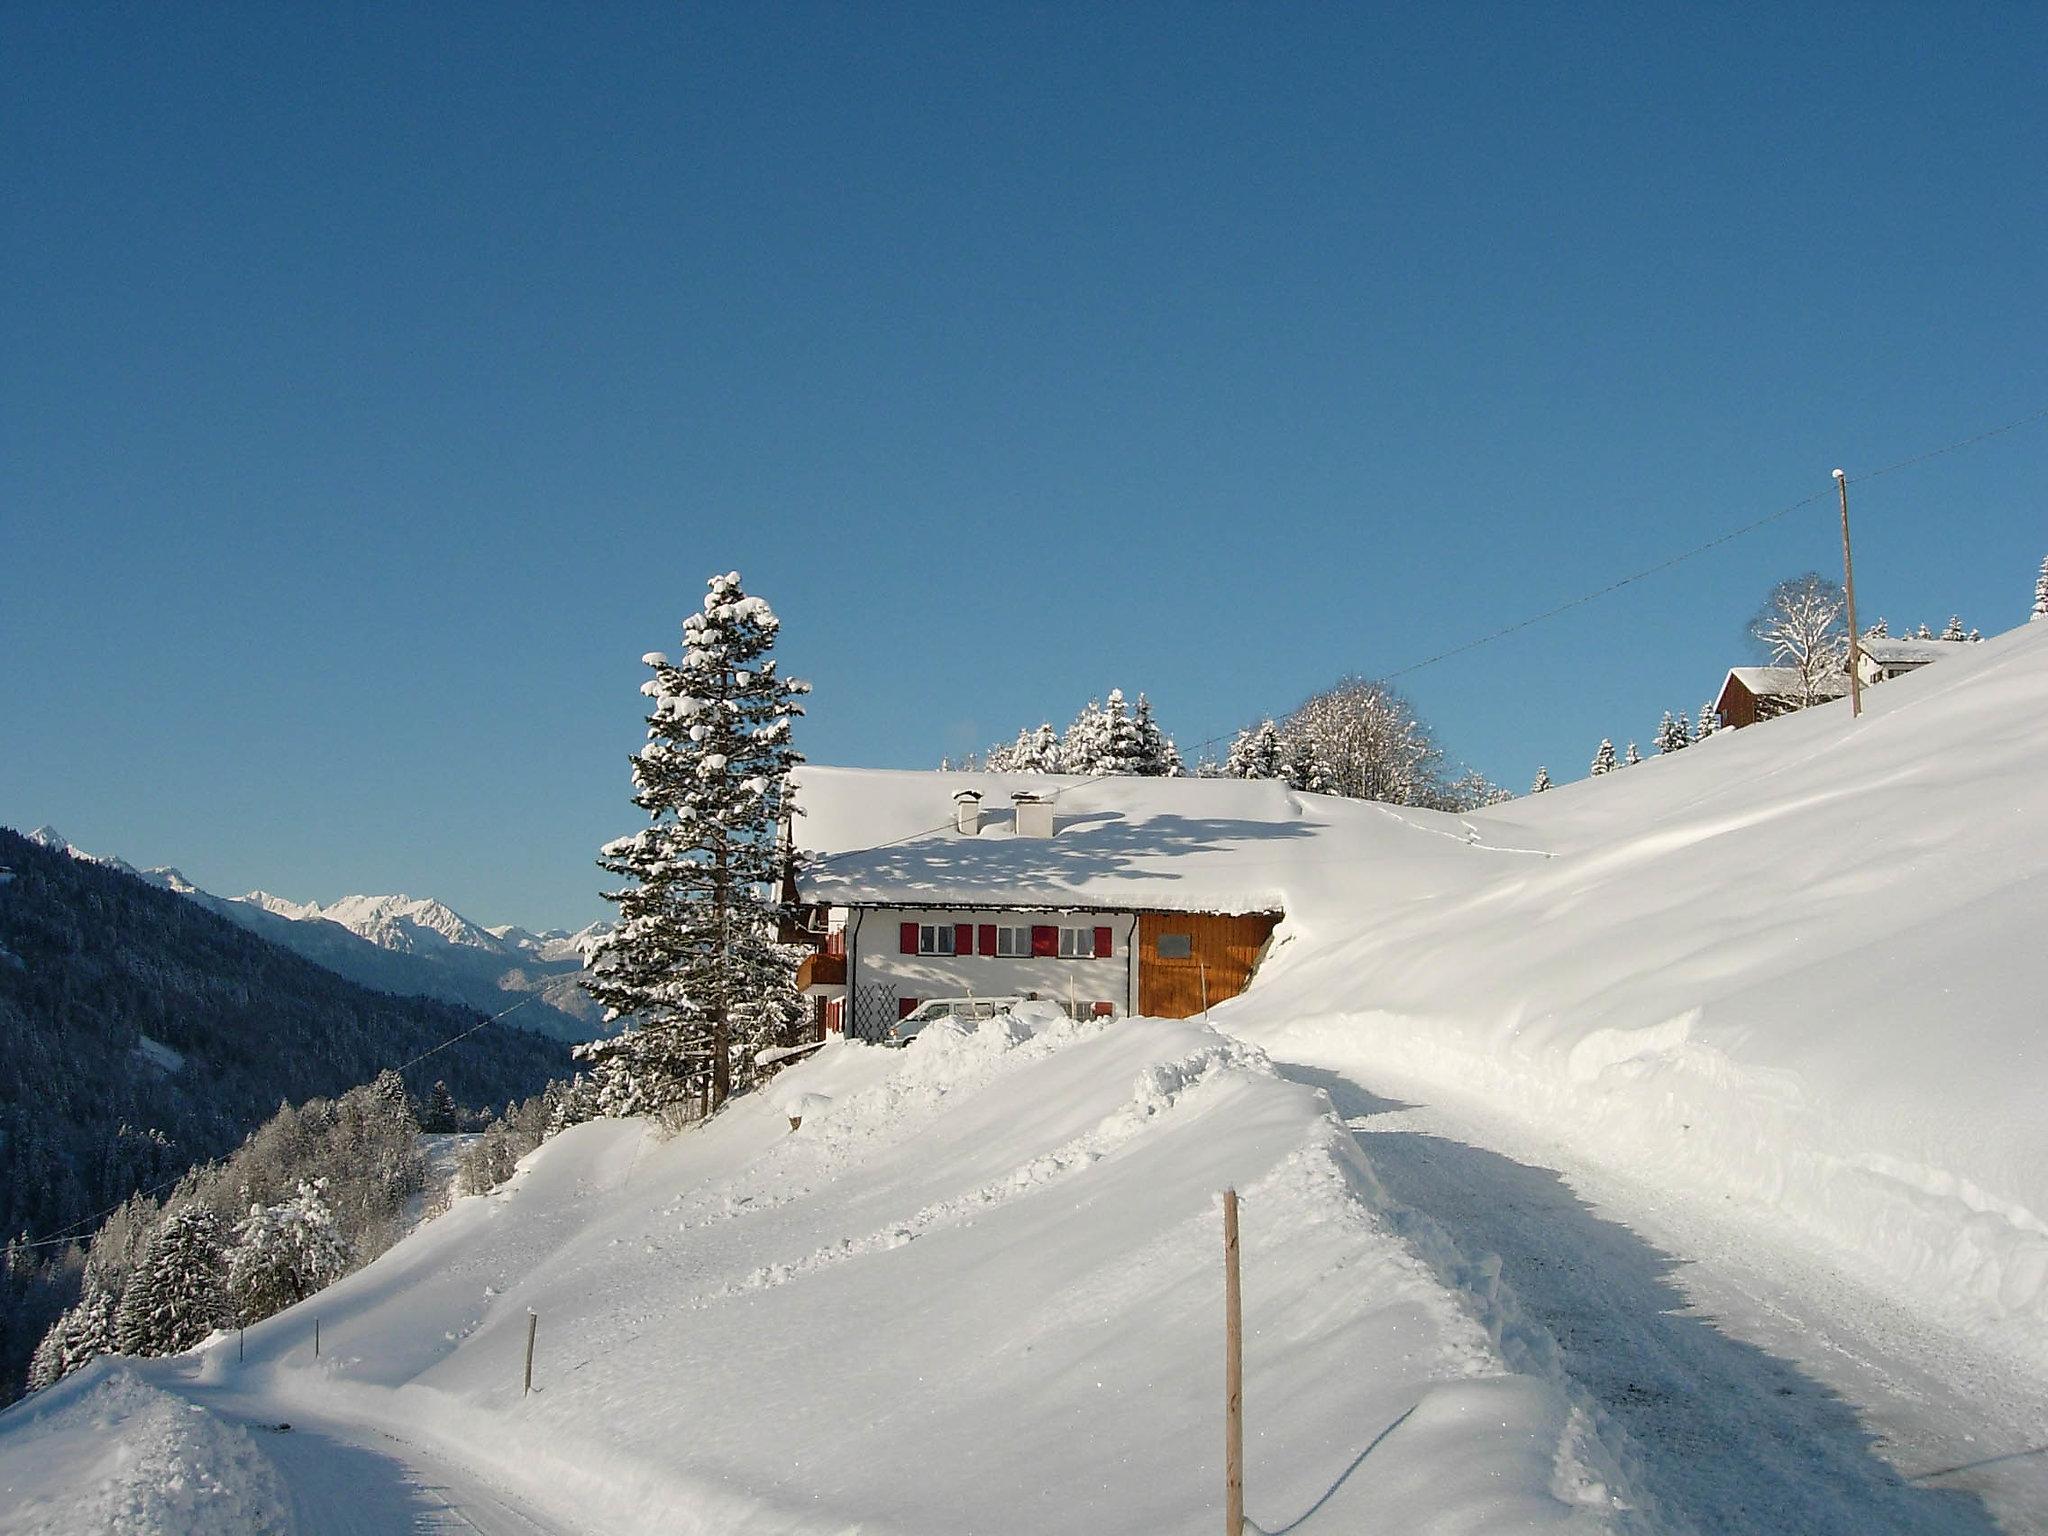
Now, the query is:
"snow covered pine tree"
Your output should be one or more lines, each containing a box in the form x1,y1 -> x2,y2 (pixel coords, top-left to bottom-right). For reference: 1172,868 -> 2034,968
581,572 -> 811,1116
1530,766 -> 1552,793
1131,694 -> 1183,776
1590,739 -> 1618,776
1226,720 -> 1286,780
2036,554 -> 2048,620
114,1206 -> 230,1356
1654,711 -> 1691,754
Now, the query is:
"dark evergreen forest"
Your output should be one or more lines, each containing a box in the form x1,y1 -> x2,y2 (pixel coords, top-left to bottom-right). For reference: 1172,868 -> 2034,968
0,826 -> 569,1247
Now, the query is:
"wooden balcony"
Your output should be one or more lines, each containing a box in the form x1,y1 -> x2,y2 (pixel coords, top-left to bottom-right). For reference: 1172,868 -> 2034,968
797,951 -> 847,991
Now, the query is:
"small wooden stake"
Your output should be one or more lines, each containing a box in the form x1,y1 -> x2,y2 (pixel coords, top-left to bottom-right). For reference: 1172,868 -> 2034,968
1223,1189 -> 1244,1536
238,1327 -> 244,1363
1835,469 -> 1864,718
523,1311 -> 538,1397
313,1317 -> 320,1357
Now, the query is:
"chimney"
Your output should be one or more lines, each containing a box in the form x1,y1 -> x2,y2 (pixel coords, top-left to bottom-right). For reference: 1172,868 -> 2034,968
1011,791 -> 1054,838
953,790 -> 984,836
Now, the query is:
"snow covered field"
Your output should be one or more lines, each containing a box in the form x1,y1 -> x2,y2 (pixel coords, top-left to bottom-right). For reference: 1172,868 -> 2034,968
0,1012 -> 1640,1533
5,622 -> 2044,1534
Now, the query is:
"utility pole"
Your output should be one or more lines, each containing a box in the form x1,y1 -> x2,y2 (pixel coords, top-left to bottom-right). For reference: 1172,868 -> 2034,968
1834,469 -> 1864,718
1222,1189 -> 1244,1536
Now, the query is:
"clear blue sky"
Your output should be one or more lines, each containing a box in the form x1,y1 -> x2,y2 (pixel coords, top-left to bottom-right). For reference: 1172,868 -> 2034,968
4,4 -> 2043,929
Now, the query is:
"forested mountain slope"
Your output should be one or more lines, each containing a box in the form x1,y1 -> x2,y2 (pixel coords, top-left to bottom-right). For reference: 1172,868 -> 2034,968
0,826 -> 570,1246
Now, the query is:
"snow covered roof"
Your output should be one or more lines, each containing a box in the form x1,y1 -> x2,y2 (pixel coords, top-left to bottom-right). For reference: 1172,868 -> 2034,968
787,765 -> 1503,917
1720,666 -> 1851,700
1861,636 -> 1972,667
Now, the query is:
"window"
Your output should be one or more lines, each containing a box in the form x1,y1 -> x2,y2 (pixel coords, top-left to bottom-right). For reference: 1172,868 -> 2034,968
995,926 -> 1031,957
917,924 -> 955,956
1156,933 -> 1193,959
1058,927 -> 1097,958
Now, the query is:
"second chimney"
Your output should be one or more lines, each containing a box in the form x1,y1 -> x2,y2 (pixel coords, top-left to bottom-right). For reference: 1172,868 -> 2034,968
1011,791 -> 1054,838
953,789 -> 984,836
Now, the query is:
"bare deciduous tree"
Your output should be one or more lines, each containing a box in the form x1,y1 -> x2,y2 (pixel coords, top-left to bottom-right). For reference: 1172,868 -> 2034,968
1277,677 -> 1447,806
1751,572 -> 1848,708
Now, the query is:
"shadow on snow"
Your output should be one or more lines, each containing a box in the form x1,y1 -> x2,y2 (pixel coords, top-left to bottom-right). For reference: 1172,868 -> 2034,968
1280,1063 -> 2001,1536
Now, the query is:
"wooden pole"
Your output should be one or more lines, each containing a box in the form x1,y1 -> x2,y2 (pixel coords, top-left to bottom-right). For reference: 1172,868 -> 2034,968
523,1311 -> 538,1396
313,1317 -> 320,1358
238,1327 -> 244,1363
1199,959 -> 1211,1022
1223,1189 -> 1244,1536
1835,469 -> 1864,718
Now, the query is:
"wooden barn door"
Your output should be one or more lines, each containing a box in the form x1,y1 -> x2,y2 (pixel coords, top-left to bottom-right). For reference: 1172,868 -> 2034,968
1138,913 -> 1280,1019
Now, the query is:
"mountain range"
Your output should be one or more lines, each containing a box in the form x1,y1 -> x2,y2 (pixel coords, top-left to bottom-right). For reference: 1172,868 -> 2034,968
24,828 -> 607,1044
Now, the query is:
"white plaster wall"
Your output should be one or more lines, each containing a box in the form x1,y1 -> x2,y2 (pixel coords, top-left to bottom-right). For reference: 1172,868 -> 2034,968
843,908 -> 1139,1014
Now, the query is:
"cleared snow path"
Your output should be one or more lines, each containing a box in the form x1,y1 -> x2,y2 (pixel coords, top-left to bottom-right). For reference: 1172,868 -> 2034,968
175,1380 -> 582,1536
1282,1063 -> 2040,1536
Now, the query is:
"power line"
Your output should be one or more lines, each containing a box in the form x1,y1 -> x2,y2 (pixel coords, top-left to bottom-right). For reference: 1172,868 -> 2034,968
1172,403 -> 2048,757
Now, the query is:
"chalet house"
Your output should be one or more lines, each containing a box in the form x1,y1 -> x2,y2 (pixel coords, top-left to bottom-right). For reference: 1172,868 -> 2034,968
1854,635 -> 1976,685
1713,635 -> 1977,730
782,768 -> 1287,1042
1711,666 -> 1850,730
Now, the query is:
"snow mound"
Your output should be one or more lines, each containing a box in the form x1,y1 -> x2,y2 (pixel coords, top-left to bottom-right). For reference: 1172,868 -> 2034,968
0,1362 -> 290,1535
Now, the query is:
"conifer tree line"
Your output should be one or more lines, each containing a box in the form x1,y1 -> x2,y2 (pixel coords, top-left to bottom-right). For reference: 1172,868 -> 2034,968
0,826 -> 566,1403
19,1068 -> 574,1398
970,689 -> 1184,777
577,572 -> 812,1120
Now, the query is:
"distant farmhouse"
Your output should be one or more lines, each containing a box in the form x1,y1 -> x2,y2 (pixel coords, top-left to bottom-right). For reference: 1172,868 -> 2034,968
783,768 -> 1287,1042
1712,634 -> 1978,731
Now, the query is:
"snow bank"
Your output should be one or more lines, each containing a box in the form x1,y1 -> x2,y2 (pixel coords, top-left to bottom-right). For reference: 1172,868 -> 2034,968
1230,620 -> 2048,1364
154,1016 -> 1633,1534
0,1361 -> 290,1535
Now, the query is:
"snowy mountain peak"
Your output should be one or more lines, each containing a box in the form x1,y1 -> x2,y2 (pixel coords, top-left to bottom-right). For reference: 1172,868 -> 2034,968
27,826 -> 69,850
239,889 -> 325,922
312,893 -> 513,956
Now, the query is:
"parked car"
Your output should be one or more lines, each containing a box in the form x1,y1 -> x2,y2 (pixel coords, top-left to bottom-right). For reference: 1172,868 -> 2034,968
891,996 -> 1023,1044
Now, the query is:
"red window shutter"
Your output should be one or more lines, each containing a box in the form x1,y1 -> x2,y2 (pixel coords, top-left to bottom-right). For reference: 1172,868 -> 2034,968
954,923 -> 974,957
898,997 -> 919,1020
1031,924 -> 1057,957
978,924 -> 997,956
1093,926 -> 1112,958
900,922 -> 919,955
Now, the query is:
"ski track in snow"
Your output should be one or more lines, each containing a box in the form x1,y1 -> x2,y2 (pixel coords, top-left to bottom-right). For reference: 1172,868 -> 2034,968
1284,1062 -> 2044,1536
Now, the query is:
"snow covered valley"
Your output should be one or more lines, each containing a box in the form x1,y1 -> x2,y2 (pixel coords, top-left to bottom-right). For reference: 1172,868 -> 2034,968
5,620 -> 2047,1533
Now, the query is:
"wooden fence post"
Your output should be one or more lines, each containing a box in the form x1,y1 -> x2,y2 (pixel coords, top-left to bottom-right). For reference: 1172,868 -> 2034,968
523,1311 -> 538,1396
313,1317 -> 320,1358
238,1327 -> 244,1363
1223,1188 -> 1244,1535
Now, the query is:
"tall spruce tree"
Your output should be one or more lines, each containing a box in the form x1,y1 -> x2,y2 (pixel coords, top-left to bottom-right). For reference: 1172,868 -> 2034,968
1696,701 -> 1722,739
580,572 -> 811,1114
116,1207 -> 229,1355
1130,694 -> 1182,776
1654,712 -> 1691,754
1530,766 -> 1552,794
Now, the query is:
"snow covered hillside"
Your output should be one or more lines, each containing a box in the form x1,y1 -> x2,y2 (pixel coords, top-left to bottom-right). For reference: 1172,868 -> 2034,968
1229,618 -> 2048,1372
0,1012 -> 1636,1534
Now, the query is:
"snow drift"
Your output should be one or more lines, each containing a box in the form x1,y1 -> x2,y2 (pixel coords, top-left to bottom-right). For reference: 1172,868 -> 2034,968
1231,618 -> 2048,1366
